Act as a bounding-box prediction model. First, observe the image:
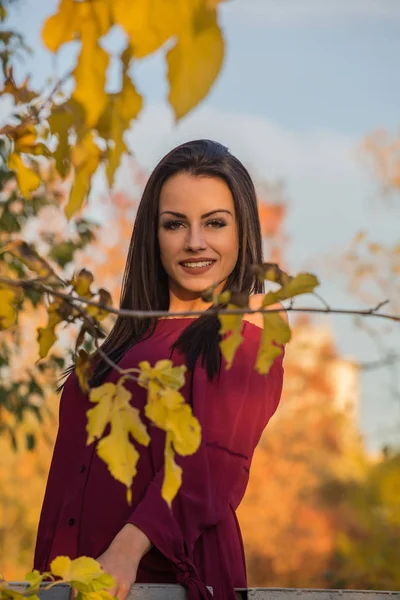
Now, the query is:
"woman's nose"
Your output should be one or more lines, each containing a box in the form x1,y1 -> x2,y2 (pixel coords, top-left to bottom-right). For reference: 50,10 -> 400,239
185,226 -> 207,251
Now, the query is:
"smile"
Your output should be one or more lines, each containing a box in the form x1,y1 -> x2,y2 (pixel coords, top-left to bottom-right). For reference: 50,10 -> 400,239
181,261 -> 214,268
179,260 -> 216,274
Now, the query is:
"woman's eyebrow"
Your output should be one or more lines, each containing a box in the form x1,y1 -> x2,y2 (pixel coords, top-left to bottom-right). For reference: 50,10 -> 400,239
160,209 -> 232,218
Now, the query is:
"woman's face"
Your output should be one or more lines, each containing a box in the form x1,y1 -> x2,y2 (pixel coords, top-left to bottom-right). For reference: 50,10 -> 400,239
158,172 -> 239,300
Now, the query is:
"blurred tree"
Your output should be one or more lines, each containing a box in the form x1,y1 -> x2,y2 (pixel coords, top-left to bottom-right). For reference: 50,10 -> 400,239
323,451 -> 400,590
238,316 -> 367,587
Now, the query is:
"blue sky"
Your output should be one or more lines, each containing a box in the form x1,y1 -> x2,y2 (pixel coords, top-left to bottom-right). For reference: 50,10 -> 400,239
5,0 -> 400,451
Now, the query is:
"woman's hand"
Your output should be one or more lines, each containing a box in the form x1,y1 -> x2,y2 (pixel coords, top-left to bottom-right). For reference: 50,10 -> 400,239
96,524 -> 152,600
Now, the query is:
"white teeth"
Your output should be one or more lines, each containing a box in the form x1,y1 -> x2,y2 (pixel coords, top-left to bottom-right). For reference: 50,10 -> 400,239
181,261 -> 213,268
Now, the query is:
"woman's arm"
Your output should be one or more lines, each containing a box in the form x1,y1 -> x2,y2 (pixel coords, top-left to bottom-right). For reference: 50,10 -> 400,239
95,523 -> 152,600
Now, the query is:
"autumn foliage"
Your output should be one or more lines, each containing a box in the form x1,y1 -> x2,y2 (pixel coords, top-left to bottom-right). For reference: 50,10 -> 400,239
1,0 -> 400,594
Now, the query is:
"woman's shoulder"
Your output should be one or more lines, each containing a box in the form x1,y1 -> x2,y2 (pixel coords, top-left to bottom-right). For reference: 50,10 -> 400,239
243,294 -> 288,329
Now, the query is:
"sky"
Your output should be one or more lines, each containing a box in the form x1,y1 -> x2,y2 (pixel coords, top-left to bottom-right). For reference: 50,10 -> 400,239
4,0 -> 400,452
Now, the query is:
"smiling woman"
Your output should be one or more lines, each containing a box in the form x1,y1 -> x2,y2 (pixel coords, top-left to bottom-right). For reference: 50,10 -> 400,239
34,140 -> 286,600
158,173 -> 239,303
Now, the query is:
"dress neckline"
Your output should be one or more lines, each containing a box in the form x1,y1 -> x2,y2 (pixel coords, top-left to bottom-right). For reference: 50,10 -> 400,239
158,317 -> 197,320
156,316 -> 262,331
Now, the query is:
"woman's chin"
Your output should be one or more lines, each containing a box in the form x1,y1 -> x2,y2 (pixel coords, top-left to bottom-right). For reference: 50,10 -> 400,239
174,279 -> 215,296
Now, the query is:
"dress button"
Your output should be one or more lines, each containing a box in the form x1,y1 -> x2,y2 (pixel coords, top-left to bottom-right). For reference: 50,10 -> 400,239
68,518 -> 75,526
80,464 -> 86,473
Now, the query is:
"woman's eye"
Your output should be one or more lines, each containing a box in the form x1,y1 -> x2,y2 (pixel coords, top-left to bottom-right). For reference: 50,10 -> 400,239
163,220 -> 183,230
206,219 -> 226,228
162,219 -> 226,230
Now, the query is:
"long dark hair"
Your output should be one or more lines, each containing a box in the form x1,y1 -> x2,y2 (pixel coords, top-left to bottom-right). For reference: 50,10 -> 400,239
57,139 -> 264,393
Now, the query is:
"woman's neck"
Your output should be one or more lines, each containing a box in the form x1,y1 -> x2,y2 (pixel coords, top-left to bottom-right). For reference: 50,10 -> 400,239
167,300 -> 212,316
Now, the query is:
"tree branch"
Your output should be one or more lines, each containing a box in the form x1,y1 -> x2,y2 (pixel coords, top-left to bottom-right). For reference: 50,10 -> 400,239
0,275 -> 399,323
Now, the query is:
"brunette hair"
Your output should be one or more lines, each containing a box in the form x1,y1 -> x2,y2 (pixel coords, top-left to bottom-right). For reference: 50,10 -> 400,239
57,139 -> 264,392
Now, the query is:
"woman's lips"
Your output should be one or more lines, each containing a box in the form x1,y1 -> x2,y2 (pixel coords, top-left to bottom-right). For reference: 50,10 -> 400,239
179,260 -> 216,275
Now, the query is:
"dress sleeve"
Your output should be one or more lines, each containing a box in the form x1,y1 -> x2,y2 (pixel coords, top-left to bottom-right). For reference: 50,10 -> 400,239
127,322 -> 285,599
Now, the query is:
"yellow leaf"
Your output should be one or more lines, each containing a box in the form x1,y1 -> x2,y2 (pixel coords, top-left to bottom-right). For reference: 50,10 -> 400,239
72,268 -> 94,297
162,433 -> 182,507
3,240 -> 55,278
3,69 -> 38,104
42,0 -> 110,52
66,133 -> 102,220
48,99 -> 86,178
97,47 -> 143,186
13,124 -> 37,152
37,327 -> 58,359
72,4 -> 110,128
87,379 -> 150,499
275,272 -> 319,301
167,403 -> 201,456
167,3 -> 224,119
145,386 -> 182,429
0,284 -> 23,330
204,0 -> 223,7
73,36 -> 109,127
123,400 -> 151,447
138,359 -> 187,391
220,328 -> 242,370
5,122 -> 50,156
42,0 -> 78,52
216,290 -> 231,304
76,0 -> 111,37
87,382 -> 115,444
76,349 -> 94,394
112,0 -> 190,59
0,585 -> 27,600
97,428 -> 140,498
37,297 -> 71,358
50,555 -> 104,584
138,360 -> 201,505
50,556 -> 71,579
86,288 -> 113,321
255,312 -> 291,375
262,272 -> 320,307
7,152 -> 40,199
25,570 -> 45,590
218,304 -> 244,369
262,264 -> 291,286
96,402 -> 148,499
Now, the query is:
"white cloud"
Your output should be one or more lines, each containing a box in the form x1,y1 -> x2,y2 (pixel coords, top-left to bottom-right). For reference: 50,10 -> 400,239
124,103 -> 398,273
222,0 -> 400,24
127,103 -> 358,179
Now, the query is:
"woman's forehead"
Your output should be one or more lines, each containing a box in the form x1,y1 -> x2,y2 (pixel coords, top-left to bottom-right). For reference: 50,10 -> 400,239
159,173 -> 234,214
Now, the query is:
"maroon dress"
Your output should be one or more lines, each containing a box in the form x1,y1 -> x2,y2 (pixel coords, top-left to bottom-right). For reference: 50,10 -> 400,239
33,318 -> 284,599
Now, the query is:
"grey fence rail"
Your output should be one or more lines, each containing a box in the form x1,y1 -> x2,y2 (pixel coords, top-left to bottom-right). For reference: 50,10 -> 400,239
7,583 -> 400,600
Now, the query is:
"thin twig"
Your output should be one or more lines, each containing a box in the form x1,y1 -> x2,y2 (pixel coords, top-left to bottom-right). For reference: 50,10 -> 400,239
312,291 -> 330,310
61,294 -> 138,383
358,353 -> 399,371
0,275 -> 399,323
369,299 -> 390,313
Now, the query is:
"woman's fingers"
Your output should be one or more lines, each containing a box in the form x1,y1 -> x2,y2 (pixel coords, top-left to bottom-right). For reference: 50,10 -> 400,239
69,587 -> 77,600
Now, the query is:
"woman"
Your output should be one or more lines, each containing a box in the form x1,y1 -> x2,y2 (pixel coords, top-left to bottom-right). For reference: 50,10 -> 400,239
34,140 -> 286,600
